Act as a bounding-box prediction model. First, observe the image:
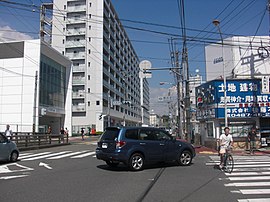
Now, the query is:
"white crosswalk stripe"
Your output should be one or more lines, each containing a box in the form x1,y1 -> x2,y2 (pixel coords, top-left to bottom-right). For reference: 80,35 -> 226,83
70,151 -> 96,158
19,150 -> 96,161
207,155 -> 270,201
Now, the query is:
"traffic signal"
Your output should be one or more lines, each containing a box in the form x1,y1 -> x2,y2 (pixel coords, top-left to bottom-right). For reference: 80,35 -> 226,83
197,96 -> 203,107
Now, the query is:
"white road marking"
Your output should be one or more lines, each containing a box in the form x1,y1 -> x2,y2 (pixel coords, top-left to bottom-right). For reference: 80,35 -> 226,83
234,168 -> 270,172
22,151 -> 71,161
225,171 -> 270,176
0,163 -> 33,174
235,189 -> 270,194
228,176 -> 270,181
47,150 -> 90,159
19,152 -> 52,159
238,198 -> 270,202
0,175 -> 28,180
225,182 -> 270,187
71,151 -> 96,158
39,162 -> 52,170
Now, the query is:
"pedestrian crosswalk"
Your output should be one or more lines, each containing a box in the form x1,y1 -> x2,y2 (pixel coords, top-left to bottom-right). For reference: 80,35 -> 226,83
207,155 -> 270,201
19,150 -> 96,161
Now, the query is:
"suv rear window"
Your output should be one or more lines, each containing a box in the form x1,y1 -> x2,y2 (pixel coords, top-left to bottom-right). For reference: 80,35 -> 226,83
100,128 -> 120,140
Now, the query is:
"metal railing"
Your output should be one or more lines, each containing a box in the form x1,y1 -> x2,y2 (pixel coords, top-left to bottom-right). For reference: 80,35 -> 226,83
7,132 -> 69,150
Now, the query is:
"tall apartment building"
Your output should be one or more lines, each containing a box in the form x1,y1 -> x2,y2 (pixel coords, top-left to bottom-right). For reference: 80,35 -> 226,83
51,0 -> 149,133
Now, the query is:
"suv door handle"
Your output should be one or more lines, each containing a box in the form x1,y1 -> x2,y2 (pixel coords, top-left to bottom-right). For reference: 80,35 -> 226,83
140,143 -> 146,145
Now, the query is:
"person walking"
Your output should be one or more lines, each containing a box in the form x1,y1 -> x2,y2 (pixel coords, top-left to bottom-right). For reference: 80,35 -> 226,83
248,127 -> 257,155
81,128 -> 85,140
4,124 -> 13,139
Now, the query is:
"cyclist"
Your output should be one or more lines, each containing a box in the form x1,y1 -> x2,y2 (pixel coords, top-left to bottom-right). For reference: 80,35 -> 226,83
219,127 -> 233,169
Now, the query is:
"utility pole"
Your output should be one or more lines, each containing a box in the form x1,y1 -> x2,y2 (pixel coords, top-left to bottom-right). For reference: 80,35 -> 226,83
175,51 -> 183,138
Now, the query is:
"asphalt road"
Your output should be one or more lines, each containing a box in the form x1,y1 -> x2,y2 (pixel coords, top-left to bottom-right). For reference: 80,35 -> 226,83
0,141 -> 268,202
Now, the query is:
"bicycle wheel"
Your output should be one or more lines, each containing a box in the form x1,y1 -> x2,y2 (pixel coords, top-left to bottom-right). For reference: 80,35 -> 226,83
224,155 -> 234,173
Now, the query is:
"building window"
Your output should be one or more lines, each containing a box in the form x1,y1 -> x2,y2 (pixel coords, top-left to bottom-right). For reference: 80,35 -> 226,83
62,39 -> 65,44
89,37 -> 91,42
89,14 -> 92,19
62,51 -> 64,55
89,26 -> 91,30
88,75 -> 90,80
88,101 -> 90,106
88,62 -> 90,67
64,16 -> 65,21
64,5 -> 66,9
89,2 -> 92,7
88,88 -> 90,93
74,51 -> 78,53
63,27 -> 65,32
88,49 -> 91,54
96,101 -> 100,105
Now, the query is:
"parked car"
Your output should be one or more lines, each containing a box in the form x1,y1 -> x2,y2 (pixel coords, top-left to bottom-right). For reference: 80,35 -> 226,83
0,133 -> 19,162
96,127 -> 195,171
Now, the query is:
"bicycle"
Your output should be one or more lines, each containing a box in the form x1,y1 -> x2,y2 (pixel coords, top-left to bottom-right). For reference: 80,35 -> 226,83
221,147 -> 234,173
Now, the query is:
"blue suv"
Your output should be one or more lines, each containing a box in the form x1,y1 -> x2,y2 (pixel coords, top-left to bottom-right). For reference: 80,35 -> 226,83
96,127 -> 195,171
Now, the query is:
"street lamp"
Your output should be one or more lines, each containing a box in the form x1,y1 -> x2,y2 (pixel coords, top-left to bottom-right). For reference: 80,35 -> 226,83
212,19 -> 228,127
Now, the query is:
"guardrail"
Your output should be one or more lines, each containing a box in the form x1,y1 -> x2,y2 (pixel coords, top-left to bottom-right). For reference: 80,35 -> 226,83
7,132 -> 69,150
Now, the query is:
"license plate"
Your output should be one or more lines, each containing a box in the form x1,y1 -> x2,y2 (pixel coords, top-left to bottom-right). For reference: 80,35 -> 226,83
102,143 -> 108,148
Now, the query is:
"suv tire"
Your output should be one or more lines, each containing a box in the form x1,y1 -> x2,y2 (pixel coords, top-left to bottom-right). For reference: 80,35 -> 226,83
129,153 -> 144,171
177,150 -> 192,166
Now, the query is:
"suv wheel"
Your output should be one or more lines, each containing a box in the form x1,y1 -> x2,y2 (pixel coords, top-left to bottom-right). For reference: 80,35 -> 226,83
106,160 -> 119,167
177,150 -> 192,166
10,151 -> 18,162
129,153 -> 144,171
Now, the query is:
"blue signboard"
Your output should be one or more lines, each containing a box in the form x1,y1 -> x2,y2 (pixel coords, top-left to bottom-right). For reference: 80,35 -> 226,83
196,79 -> 270,119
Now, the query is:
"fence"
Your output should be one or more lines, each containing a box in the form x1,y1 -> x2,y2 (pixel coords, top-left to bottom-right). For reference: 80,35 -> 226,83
7,132 -> 69,150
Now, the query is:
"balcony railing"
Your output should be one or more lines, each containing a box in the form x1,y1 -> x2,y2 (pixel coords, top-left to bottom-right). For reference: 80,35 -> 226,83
66,29 -> 86,36
66,40 -> 86,48
72,104 -> 86,112
67,6 -> 86,13
73,77 -> 85,85
66,52 -> 85,59
73,65 -> 85,72
72,91 -> 85,98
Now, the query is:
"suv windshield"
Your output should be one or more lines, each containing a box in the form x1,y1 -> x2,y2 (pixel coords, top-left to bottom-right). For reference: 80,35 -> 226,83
100,128 -> 120,141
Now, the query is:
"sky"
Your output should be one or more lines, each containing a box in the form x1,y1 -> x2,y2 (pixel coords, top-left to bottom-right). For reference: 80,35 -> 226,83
0,0 -> 269,115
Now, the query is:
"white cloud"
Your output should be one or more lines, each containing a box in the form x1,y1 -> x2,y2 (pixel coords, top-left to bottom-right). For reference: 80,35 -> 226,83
0,25 -> 33,41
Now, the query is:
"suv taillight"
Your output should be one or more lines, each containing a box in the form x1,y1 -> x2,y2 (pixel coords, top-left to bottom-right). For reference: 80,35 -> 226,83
116,141 -> 126,149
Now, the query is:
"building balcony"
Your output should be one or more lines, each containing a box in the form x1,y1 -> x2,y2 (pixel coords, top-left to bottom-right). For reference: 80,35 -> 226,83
73,77 -> 85,85
66,52 -> 85,60
67,29 -> 86,36
73,65 -> 85,72
72,104 -> 86,112
67,6 -> 86,13
67,18 -> 85,25
66,40 -> 86,48
72,91 -> 85,98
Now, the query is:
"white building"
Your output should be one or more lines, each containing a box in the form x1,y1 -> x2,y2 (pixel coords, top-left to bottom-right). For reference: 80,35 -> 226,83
52,0 -> 149,133
0,39 -> 72,134
205,36 -> 270,81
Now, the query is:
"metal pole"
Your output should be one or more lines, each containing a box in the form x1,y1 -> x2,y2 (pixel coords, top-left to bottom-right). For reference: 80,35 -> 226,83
33,71 -> 38,133
213,20 -> 228,127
